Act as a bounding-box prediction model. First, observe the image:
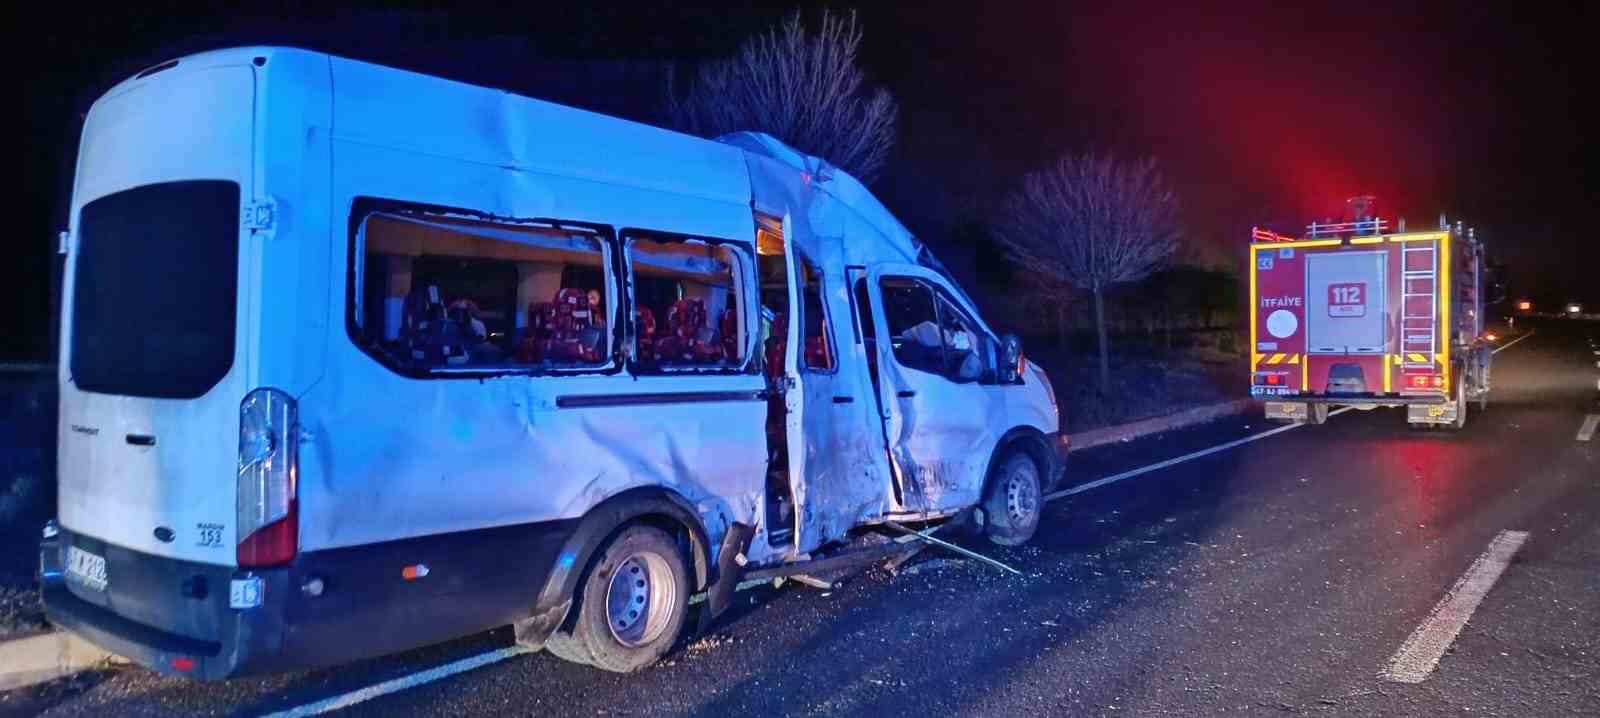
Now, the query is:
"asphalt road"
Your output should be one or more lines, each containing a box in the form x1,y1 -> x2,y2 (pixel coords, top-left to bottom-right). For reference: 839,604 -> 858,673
9,321 -> 1598,717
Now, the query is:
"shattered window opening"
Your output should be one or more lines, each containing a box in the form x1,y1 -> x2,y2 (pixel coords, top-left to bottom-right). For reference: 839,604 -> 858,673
880,277 -> 945,376
350,207 -> 618,376
799,254 -> 837,373
625,232 -> 752,373
933,291 -> 990,383
881,276 -> 997,384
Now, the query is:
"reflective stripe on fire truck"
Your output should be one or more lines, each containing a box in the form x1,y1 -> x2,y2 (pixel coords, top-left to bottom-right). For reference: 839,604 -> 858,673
1256,353 -> 1301,365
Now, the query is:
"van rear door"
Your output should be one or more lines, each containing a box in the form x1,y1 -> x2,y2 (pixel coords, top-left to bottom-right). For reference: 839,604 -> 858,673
59,62 -> 256,570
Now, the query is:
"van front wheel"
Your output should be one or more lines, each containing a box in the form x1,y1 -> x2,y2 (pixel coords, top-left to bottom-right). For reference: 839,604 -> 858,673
983,452 -> 1042,546
572,525 -> 690,672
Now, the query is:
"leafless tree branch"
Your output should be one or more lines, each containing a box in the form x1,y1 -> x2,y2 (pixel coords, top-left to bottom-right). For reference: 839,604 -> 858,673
663,9 -> 898,183
995,152 -> 1180,388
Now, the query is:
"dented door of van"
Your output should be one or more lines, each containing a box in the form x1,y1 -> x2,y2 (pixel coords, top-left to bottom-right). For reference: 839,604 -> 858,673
864,264 -> 1001,514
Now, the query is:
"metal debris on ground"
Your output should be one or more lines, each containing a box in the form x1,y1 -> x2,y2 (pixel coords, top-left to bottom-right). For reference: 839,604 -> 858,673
790,574 -> 834,590
883,520 -> 1022,575
899,558 -> 967,577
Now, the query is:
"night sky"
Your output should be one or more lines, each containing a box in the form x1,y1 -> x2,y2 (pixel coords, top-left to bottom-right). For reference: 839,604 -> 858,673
8,1 -> 1592,361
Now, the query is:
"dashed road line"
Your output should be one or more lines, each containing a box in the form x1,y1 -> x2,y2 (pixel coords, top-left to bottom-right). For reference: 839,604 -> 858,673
1578,415 -> 1599,442
1381,530 -> 1529,684
259,646 -> 534,718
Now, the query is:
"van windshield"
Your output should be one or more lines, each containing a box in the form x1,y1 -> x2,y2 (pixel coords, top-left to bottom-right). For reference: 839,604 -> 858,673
70,181 -> 241,398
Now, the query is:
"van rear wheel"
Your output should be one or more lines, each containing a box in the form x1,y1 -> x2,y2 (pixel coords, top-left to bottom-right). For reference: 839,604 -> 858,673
542,629 -> 592,666
571,525 -> 689,673
983,452 -> 1042,546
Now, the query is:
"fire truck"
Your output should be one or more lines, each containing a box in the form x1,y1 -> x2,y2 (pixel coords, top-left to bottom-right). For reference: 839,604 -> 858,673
1247,197 -> 1493,429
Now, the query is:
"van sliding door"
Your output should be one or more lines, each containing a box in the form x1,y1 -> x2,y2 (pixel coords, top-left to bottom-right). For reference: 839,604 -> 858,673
780,219 -> 894,552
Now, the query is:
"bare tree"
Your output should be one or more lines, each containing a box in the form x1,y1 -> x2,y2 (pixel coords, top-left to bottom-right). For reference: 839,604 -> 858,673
997,153 -> 1180,391
663,9 -> 897,183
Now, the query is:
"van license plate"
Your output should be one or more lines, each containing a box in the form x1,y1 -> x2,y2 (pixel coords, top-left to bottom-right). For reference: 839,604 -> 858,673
66,546 -> 108,592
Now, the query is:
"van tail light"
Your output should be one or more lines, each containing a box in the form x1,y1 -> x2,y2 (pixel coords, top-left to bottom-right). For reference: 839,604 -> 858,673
237,388 -> 298,568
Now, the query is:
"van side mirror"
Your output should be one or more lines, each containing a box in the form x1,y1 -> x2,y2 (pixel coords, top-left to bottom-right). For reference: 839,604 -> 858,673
999,334 -> 1024,383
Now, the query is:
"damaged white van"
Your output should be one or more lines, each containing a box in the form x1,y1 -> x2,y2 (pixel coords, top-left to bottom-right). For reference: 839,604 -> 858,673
43,47 -> 1064,679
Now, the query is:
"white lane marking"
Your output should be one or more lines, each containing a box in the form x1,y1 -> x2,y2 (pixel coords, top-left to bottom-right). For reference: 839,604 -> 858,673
1578,415 -> 1599,442
1381,530 -> 1529,684
1044,407 -> 1353,502
265,404 -> 1366,714
260,646 -> 533,718
1491,330 -> 1535,354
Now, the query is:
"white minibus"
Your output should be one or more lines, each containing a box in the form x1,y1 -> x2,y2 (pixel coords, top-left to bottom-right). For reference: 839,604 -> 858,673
43,47 -> 1064,678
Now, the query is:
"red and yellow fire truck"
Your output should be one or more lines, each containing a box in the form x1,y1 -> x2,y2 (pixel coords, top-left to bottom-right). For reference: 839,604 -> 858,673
1247,197 -> 1492,429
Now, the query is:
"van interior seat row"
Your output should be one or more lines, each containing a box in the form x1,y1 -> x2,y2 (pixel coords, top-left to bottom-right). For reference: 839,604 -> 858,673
650,298 -> 731,365
515,288 -> 604,364
763,312 -> 832,382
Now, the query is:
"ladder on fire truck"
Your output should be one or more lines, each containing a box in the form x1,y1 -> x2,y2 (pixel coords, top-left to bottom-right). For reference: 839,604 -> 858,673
1400,242 -> 1438,369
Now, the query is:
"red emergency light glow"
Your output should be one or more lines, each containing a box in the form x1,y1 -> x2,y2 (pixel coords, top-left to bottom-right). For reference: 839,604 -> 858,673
1266,374 -> 1282,385
170,657 -> 196,672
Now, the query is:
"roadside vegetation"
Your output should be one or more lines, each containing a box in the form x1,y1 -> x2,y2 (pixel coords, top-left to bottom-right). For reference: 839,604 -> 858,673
1,369 -> 54,638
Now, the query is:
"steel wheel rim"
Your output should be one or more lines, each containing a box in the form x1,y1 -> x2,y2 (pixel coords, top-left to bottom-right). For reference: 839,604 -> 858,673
1004,464 -> 1039,524
605,551 -> 677,648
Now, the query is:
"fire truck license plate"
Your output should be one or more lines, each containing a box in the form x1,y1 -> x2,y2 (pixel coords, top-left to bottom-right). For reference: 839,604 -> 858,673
1328,282 -> 1367,317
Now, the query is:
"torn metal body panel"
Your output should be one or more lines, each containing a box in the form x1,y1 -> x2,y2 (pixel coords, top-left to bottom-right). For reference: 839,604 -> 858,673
745,154 -> 897,557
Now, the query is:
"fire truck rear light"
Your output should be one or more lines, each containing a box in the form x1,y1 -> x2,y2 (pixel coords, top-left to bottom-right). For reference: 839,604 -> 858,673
1411,375 -> 1431,388
1266,374 -> 1282,385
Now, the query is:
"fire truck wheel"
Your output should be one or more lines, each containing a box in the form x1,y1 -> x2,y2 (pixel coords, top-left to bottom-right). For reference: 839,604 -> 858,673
1449,373 -> 1468,430
1309,403 -> 1329,425
984,452 -> 1042,546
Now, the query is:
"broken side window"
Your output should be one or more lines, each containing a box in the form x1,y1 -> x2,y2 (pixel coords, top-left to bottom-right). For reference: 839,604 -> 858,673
880,277 -> 945,375
626,232 -> 751,371
799,256 -> 836,372
934,292 -> 987,383
352,209 -> 615,375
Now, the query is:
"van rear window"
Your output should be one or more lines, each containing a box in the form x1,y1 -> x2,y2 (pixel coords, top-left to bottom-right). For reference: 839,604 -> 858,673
70,181 -> 241,399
